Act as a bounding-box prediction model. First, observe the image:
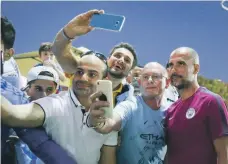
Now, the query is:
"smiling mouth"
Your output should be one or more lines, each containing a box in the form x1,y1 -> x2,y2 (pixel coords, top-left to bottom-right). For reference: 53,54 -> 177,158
114,65 -> 124,70
146,87 -> 157,89
76,83 -> 90,88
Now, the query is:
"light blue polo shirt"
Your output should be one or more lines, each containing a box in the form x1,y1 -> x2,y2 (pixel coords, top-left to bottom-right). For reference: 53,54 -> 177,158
115,95 -> 171,164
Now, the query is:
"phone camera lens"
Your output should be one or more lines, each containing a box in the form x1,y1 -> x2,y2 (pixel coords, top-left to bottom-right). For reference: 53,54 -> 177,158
116,21 -> 119,24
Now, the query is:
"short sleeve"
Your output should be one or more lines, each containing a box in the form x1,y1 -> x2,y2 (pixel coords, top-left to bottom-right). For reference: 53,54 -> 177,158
103,131 -> 118,146
114,98 -> 136,130
34,95 -> 65,128
207,95 -> 228,140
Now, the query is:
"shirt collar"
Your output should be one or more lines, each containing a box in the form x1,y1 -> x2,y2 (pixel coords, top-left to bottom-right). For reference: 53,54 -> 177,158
113,83 -> 123,94
69,88 -> 84,109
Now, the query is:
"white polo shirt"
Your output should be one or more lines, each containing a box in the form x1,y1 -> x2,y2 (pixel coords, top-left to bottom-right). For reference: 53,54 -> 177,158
35,89 -> 118,164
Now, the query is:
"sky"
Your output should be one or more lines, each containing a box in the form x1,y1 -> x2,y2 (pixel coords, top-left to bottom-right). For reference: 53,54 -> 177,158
2,1 -> 228,82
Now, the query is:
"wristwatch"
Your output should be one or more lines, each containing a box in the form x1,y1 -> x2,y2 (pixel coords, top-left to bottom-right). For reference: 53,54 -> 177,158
86,114 -> 105,129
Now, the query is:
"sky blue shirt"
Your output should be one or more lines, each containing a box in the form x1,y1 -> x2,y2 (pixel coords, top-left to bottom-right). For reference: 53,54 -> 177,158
115,96 -> 171,164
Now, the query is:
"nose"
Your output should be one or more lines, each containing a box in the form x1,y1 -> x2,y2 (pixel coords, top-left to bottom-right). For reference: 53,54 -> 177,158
148,76 -> 153,83
169,65 -> 177,75
42,92 -> 47,97
81,73 -> 89,81
36,92 -> 46,99
118,56 -> 124,64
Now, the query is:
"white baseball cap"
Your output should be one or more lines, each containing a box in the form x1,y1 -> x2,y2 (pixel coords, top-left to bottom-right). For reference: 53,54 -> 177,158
27,66 -> 59,85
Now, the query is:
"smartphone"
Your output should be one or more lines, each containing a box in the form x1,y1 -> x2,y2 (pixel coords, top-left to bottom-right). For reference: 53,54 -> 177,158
90,13 -> 125,32
96,80 -> 113,118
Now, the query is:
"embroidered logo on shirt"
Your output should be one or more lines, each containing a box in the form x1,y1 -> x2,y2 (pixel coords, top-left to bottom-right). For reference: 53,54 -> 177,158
186,108 -> 196,119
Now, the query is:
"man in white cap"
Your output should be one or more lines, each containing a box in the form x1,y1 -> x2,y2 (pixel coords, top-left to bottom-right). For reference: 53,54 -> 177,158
23,66 -> 59,101
14,66 -> 60,164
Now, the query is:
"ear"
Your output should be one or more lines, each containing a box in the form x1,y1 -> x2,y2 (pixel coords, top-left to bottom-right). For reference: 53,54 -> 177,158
4,48 -> 14,60
8,48 -> 15,57
107,57 -> 111,67
193,64 -> 200,74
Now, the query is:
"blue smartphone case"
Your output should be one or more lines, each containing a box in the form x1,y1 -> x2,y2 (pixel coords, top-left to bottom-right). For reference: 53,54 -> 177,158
90,13 -> 125,32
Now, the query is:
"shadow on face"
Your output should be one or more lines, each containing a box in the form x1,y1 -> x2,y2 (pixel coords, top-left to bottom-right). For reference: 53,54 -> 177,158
108,47 -> 134,79
167,47 -> 199,90
27,79 -> 57,101
72,55 -> 107,97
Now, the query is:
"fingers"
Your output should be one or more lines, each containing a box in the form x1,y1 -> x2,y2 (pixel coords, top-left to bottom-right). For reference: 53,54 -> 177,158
90,101 -> 109,111
90,91 -> 103,103
84,9 -> 104,18
99,10 -> 105,14
90,108 -> 105,117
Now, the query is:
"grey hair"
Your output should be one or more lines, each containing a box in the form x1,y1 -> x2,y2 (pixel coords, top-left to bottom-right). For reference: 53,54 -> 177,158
170,47 -> 200,64
144,62 -> 168,78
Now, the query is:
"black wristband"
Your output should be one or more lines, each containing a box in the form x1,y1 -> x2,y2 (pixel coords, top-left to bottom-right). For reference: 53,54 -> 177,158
62,28 -> 75,40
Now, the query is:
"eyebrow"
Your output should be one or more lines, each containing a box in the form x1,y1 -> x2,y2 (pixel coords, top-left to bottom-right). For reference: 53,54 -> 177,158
88,70 -> 99,74
77,67 -> 99,73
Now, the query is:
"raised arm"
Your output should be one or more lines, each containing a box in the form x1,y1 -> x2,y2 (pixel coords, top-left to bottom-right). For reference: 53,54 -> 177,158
1,95 -> 44,128
52,9 -> 104,74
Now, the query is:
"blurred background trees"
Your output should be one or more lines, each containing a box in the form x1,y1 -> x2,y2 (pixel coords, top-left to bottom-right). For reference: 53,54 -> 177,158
198,76 -> 228,105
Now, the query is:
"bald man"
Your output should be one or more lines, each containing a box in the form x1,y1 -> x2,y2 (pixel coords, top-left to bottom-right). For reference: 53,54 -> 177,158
165,47 -> 228,164
1,52 -> 117,164
88,62 -> 174,163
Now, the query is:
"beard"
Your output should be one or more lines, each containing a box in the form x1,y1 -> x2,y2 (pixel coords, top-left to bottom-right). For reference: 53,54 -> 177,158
108,67 -> 128,79
171,73 -> 191,90
72,80 -> 95,96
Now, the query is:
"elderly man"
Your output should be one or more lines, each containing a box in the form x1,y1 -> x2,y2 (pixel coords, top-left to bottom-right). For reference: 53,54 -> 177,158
88,62 -> 173,163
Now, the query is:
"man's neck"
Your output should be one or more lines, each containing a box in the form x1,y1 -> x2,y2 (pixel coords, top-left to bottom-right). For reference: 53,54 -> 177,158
108,74 -> 124,90
75,94 -> 91,111
178,82 -> 200,100
142,95 -> 163,110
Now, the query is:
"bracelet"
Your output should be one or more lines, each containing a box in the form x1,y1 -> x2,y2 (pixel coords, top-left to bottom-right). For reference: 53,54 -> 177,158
92,122 -> 105,129
62,28 -> 74,41
86,114 -> 106,129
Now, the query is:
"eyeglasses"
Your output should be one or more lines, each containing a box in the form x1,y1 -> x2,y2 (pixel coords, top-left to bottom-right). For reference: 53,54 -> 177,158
141,74 -> 167,82
81,50 -> 107,65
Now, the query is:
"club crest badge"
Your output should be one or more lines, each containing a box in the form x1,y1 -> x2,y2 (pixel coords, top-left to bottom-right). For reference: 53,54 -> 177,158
186,108 -> 196,119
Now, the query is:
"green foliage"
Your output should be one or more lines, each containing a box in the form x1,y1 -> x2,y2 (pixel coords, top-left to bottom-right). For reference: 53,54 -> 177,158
198,76 -> 228,105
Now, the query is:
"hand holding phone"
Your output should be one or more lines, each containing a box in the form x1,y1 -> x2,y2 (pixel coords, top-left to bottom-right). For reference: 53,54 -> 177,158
96,80 -> 113,118
90,13 -> 125,32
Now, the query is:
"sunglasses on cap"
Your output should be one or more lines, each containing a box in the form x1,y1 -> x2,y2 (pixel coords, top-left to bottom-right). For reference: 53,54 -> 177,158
81,50 -> 107,65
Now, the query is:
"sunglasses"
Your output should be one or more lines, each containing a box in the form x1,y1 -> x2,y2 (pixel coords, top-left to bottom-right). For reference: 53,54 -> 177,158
81,50 -> 107,65
80,50 -> 108,78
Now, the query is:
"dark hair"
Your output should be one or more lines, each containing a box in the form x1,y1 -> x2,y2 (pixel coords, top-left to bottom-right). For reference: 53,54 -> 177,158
109,42 -> 138,69
81,51 -> 108,78
1,16 -> 16,50
38,42 -> 52,56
